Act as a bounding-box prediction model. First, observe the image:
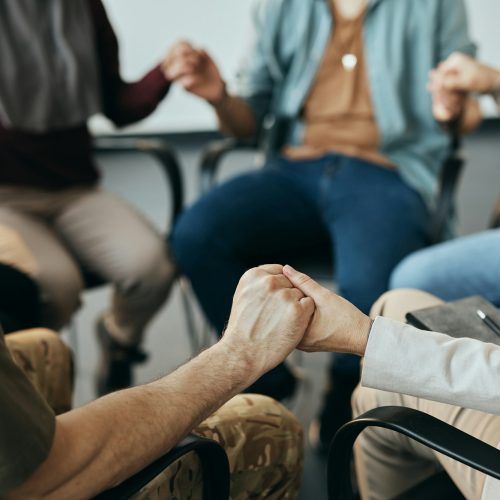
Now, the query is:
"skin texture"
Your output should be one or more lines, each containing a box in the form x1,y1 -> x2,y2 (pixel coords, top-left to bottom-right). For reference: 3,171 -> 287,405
283,265 -> 373,357
4,265 -> 314,500
435,52 -> 500,95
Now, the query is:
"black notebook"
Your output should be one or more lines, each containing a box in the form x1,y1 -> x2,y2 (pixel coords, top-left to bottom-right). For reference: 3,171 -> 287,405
406,296 -> 500,346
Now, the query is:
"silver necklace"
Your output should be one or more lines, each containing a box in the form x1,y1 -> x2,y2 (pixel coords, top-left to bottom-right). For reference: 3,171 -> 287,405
342,54 -> 358,71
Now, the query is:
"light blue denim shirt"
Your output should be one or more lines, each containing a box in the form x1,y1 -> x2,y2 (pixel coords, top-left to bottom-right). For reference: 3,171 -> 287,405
233,0 -> 476,208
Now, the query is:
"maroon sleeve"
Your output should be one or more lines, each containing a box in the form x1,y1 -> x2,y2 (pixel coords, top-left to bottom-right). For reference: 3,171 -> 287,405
89,0 -> 171,127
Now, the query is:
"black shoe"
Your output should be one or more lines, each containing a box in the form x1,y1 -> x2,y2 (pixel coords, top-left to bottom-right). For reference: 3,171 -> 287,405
95,318 -> 148,396
244,363 -> 298,402
309,370 -> 360,455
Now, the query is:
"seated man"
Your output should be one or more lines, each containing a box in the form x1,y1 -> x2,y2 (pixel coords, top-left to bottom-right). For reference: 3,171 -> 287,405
391,53 -> 500,307
0,0 -> 181,395
283,265 -> 500,499
169,0 -> 480,446
1,265 -> 307,499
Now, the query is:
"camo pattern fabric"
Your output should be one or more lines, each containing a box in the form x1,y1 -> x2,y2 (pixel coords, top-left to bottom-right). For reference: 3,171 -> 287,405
5,328 -> 73,415
132,394 -> 304,500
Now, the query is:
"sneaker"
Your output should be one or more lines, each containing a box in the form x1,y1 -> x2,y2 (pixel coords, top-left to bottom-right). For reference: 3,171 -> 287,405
95,318 -> 148,396
309,370 -> 360,455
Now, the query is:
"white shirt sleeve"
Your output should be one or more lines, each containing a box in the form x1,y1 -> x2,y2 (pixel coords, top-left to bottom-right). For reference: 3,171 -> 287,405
361,317 -> 500,415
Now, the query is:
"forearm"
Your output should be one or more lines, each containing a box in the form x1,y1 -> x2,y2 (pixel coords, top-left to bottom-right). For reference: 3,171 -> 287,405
213,93 -> 257,139
6,341 -> 251,500
361,317 -> 500,415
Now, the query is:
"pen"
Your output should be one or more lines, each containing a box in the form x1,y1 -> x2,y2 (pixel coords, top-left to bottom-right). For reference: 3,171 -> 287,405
477,310 -> 500,338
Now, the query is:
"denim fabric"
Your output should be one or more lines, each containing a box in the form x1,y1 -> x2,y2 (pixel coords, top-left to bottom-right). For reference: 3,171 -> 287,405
391,229 -> 500,307
234,0 -> 475,208
173,155 -> 430,375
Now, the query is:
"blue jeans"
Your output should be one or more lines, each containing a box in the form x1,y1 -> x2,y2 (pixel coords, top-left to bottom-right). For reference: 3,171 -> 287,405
391,229 -> 500,307
172,154 -> 430,379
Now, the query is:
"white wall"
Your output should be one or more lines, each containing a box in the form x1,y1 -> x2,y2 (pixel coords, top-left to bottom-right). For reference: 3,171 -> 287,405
91,0 -> 500,134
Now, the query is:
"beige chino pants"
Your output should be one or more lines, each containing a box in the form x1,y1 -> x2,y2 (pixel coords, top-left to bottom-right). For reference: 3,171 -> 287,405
0,186 -> 175,344
352,289 -> 500,500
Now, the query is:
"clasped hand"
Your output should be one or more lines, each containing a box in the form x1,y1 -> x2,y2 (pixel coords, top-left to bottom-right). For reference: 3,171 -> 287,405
221,264 -> 372,382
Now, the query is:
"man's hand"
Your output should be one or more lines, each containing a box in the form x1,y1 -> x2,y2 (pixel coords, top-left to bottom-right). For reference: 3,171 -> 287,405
221,265 -> 315,381
428,67 -> 467,123
283,265 -> 372,356
436,52 -> 500,95
161,41 -> 226,104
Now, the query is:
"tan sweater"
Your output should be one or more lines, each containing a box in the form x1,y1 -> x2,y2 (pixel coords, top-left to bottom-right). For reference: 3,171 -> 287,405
286,5 -> 393,168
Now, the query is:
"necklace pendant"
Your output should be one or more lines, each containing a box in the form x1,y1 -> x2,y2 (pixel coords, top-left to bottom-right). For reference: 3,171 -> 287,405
342,54 -> 358,71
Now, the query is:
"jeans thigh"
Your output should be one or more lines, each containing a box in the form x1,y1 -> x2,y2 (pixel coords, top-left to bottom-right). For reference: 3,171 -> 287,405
174,166 -> 327,265
324,162 -> 430,313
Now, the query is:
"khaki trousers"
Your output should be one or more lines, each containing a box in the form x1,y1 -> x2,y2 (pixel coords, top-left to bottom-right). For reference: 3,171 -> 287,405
7,330 -> 303,499
0,186 -> 175,343
352,289 -> 500,500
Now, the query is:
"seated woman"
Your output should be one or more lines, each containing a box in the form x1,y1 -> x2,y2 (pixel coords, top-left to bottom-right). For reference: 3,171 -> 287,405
391,53 -> 500,307
283,264 -> 500,499
0,0 -> 184,395
168,0 -> 481,448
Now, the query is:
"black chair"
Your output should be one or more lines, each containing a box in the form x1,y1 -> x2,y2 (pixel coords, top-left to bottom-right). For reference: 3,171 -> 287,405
327,406 -> 500,500
95,435 -> 230,500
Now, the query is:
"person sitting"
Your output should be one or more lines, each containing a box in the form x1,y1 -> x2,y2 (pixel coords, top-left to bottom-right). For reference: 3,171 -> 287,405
391,53 -> 500,307
1,265 -> 306,499
0,0 -> 190,395
283,265 -> 500,499
168,0 -> 481,449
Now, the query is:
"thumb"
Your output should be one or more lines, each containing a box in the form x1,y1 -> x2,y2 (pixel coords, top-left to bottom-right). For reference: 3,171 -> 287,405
441,73 -> 465,92
300,296 -> 316,320
283,265 -> 325,300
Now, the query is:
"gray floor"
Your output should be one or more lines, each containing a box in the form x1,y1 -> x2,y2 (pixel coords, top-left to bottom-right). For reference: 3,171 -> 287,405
69,128 -> 499,499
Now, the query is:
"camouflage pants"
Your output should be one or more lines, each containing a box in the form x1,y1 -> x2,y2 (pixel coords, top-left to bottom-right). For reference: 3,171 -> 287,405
132,394 -> 304,500
6,330 -> 303,499
5,328 -> 73,415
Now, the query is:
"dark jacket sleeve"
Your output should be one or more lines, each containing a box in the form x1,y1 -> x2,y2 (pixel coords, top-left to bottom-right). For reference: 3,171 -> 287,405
89,0 -> 171,127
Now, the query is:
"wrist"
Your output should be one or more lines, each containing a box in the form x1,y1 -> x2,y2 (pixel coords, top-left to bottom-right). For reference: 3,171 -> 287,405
208,81 -> 228,108
214,336 -> 259,391
350,316 -> 373,356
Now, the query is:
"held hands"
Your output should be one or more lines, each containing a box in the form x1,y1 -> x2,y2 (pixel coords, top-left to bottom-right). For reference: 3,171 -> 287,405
161,41 -> 225,104
222,264 -> 372,384
434,53 -> 500,95
283,266 -> 372,356
429,52 -> 500,123
221,265 -> 315,381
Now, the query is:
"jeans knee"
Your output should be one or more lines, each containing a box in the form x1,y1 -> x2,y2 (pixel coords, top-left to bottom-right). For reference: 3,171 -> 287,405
171,209 -> 216,274
390,252 -> 432,290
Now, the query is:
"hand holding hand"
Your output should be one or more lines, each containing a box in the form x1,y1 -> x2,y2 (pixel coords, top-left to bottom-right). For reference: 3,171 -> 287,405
283,265 -> 372,356
222,265 -> 315,381
428,67 -> 467,123
436,52 -> 500,95
161,41 -> 225,104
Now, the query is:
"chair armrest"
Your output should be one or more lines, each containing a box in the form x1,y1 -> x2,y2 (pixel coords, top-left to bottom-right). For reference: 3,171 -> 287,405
431,133 -> 465,244
94,435 -> 230,500
200,138 -> 258,194
93,136 -> 183,229
327,406 -> 500,500
490,199 -> 500,229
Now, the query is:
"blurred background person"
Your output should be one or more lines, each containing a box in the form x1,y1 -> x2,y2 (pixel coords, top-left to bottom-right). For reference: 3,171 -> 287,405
169,0 -> 480,451
392,53 -> 500,306
0,0 -> 188,396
